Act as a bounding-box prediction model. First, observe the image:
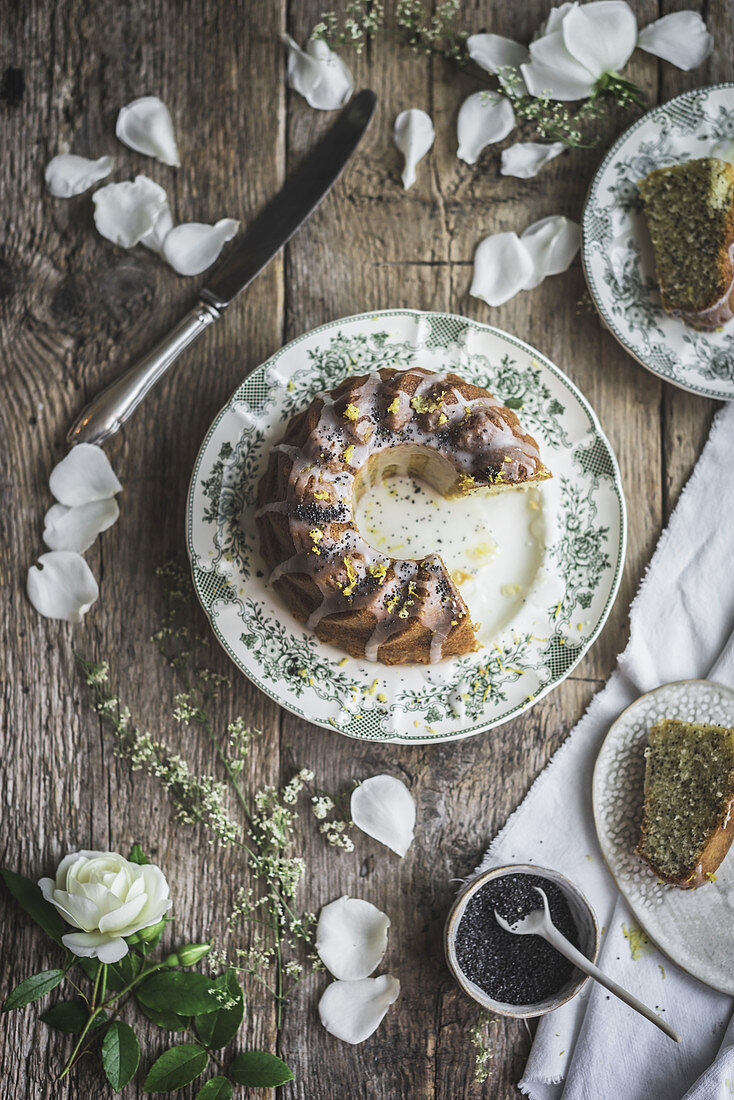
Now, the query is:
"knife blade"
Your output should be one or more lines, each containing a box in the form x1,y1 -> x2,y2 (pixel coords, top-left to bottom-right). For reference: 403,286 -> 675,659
67,89 -> 377,446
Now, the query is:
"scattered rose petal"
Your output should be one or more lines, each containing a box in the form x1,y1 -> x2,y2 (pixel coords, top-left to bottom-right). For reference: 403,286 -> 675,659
27,551 -> 99,623
350,775 -> 416,857
141,204 -> 174,255
466,33 -> 529,90
316,897 -> 390,981
712,139 -> 734,164
44,154 -> 115,198
522,1 -> 637,101
637,11 -> 713,70
115,96 -> 180,167
161,218 -> 240,276
539,3 -> 575,36
318,975 -> 400,1044
49,443 -> 122,507
521,215 -> 581,288
281,34 -> 354,110
501,141 -> 567,179
43,499 -> 120,554
469,232 -> 535,307
393,109 -> 435,189
457,92 -> 515,165
93,176 -> 168,248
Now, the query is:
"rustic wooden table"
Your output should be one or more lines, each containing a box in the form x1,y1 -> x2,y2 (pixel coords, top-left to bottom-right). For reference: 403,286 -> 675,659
1,1 -> 731,1097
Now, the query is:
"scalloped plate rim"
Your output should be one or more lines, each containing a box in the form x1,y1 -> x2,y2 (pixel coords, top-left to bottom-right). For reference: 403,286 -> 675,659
185,308 -> 627,744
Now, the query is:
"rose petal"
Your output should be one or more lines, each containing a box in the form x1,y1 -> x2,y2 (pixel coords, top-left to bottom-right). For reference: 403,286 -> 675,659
562,1 -> 637,78
93,175 -> 168,248
281,34 -> 354,110
520,215 -> 581,288
637,11 -> 713,71
457,92 -> 515,165
712,139 -> 734,165
43,498 -> 120,553
469,232 -> 535,307
140,204 -> 174,255
521,32 -> 597,100
318,975 -> 400,1044
393,109 -> 435,189
27,551 -> 99,623
538,3 -> 575,37
62,931 -> 129,964
467,33 -> 530,74
115,96 -> 180,167
161,218 -> 240,276
350,775 -> 416,858
501,141 -> 566,179
44,154 -> 115,198
49,443 -> 122,506
316,896 -> 390,981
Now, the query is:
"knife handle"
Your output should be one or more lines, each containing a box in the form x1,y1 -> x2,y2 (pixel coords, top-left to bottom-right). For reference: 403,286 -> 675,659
66,301 -> 220,446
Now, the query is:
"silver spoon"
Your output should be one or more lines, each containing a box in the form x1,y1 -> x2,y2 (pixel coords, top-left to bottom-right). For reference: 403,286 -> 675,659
495,886 -> 680,1043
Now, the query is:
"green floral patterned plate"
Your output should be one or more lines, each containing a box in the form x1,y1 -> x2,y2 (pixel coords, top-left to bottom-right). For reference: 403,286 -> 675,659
186,310 -> 626,743
582,83 -> 734,401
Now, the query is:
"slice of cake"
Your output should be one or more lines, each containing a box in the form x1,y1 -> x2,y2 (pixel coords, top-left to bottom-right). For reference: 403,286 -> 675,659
637,158 -> 734,330
636,718 -> 734,889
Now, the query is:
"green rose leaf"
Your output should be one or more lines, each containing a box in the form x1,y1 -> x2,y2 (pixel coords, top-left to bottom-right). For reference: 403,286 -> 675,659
78,956 -> 125,991
127,917 -> 168,954
110,951 -> 142,986
0,869 -> 67,945
137,971 -> 219,1016
2,969 -> 65,1012
196,1077 -> 232,1100
229,1051 -> 294,1088
137,1001 -> 189,1031
102,1020 -> 140,1091
40,998 -> 107,1033
194,970 -> 244,1050
128,844 -> 149,865
143,1044 -> 208,1092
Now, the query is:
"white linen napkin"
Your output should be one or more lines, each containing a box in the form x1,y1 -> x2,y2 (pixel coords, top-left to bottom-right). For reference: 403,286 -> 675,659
475,402 -> 734,1100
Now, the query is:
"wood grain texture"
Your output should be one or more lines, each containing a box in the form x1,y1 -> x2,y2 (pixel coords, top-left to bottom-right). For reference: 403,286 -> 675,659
0,1 -> 727,1097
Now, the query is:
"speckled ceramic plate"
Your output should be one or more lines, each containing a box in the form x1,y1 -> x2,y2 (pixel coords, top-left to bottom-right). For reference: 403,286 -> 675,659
593,679 -> 734,994
582,83 -> 734,401
186,309 -> 626,744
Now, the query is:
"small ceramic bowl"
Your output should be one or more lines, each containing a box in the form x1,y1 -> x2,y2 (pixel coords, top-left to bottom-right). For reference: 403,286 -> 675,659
444,863 -> 600,1018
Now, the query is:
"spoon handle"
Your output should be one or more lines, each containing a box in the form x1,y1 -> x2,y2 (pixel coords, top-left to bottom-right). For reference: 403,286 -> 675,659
542,924 -> 681,1044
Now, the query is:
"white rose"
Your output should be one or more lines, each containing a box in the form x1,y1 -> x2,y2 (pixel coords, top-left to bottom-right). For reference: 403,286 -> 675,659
39,850 -> 172,964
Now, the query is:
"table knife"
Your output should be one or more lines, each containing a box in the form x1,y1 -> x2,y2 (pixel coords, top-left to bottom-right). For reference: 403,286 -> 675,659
67,89 -> 377,446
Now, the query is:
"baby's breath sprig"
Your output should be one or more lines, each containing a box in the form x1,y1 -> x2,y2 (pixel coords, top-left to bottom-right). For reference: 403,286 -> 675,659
77,563 -> 326,1029
470,1009 -> 498,1083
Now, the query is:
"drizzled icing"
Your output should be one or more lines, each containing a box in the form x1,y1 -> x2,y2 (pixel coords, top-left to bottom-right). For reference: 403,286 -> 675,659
256,367 -> 549,663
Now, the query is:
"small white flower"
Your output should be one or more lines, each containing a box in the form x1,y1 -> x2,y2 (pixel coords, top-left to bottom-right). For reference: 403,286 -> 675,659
393,109 -> 435,189
115,96 -> 180,167
48,443 -> 122,507
521,1 -> 638,101
27,551 -> 99,623
316,896 -> 390,980
457,92 -> 515,165
43,499 -> 120,554
39,850 -> 172,963
520,215 -> 581,288
161,218 -> 240,276
281,34 -> 354,110
469,232 -> 535,308
466,33 -> 529,90
318,975 -> 400,1044
501,141 -> 567,179
45,154 -> 115,198
350,775 -> 416,858
636,11 -> 713,71
93,176 -> 169,248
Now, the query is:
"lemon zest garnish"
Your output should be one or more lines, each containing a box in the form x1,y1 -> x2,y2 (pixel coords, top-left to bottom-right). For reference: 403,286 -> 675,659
377,692 -> 387,703
313,490 -> 329,500
438,411 -> 448,426
459,473 -> 475,491
309,529 -> 323,541
387,396 -> 400,414
367,562 -> 387,583
342,556 -> 358,597
342,444 -> 355,463
344,403 -> 360,421
338,658 -> 349,667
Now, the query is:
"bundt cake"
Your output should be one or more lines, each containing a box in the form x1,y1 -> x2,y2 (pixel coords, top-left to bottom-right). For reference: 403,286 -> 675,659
637,718 -> 734,889
256,367 -> 551,665
638,158 -> 734,330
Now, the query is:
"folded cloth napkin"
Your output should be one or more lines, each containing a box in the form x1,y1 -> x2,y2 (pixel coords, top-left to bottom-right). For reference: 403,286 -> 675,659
475,402 -> 734,1100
